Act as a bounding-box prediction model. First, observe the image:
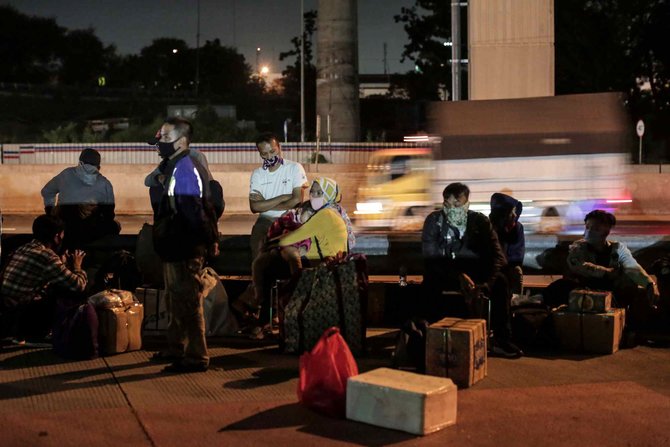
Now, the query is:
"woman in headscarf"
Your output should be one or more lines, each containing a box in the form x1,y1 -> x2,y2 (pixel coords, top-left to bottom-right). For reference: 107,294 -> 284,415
276,177 -> 354,265
234,177 -> 354,334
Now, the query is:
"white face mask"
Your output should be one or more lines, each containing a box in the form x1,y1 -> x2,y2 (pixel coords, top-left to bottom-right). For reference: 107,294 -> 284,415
310,196 -> 325,211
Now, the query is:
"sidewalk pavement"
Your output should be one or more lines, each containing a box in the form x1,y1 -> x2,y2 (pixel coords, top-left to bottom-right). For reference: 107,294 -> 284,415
1,330 -> 669,447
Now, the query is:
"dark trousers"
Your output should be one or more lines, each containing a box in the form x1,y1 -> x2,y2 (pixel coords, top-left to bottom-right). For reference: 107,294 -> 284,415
422,269 -> 512,340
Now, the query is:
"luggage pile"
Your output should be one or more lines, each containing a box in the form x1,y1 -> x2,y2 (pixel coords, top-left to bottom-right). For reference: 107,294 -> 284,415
552,289 -> 626,354
88,289 -> 144,355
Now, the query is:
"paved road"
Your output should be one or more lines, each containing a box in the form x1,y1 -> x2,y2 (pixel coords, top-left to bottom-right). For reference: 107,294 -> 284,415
4,213 -> 670,236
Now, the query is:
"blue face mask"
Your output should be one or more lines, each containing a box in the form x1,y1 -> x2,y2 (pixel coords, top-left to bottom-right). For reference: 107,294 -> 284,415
262,155 -> 284,170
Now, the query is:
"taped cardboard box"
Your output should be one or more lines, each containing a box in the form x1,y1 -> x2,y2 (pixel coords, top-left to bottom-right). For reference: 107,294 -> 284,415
553,307 -> 625,354
568,289 -> 612,313
425,317 -> 487,388
346,368 -> 457,435
135,287 -> 168,334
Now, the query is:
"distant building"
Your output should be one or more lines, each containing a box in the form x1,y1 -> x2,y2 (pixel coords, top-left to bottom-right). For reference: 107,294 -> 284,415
167,105 -> 237,120
359,74 -> 392,98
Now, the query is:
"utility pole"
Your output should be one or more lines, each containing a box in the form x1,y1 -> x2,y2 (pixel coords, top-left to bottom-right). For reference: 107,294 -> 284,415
383,42 -> 388,75
451,1 -> 461,101
300,0 -> 305,143
195,0 -> 201,97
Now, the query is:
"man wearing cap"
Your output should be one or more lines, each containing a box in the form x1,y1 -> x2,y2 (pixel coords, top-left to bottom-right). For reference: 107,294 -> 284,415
41,148 -> 119,249
150,116 -> 219,373
144,119 -> 214,217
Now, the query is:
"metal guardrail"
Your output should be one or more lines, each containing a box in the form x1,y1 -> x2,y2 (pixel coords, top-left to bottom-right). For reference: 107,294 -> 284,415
0,142 -> 427,165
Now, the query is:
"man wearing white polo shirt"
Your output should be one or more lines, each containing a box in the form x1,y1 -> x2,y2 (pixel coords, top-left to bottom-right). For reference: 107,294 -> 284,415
249,133 -> 307,260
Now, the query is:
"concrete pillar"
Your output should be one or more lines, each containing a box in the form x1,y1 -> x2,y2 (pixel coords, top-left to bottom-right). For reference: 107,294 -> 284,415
316,0 -> 360,142
468,0 -> 554,99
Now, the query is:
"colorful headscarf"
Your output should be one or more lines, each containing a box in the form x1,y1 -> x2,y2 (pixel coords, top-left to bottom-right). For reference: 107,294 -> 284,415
312,177 -> 355,249
314,177 -> 341,204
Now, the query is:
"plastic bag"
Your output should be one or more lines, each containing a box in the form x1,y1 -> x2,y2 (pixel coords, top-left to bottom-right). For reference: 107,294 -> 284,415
297,327 -> 358,418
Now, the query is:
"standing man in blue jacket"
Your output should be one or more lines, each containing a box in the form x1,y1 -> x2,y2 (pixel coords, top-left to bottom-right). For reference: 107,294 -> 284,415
150,117 -> 219,373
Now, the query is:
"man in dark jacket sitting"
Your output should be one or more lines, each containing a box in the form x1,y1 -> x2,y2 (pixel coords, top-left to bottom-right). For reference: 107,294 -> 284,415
489,192 -> 525,295
422,183 -> 523,358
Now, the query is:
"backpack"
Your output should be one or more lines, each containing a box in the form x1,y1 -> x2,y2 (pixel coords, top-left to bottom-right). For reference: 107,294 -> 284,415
209,179 -> 225,219
392,318 -> 430,373
93,250 -> 142,293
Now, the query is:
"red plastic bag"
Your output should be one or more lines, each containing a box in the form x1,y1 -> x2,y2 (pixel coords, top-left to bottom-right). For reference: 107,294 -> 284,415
297,327 -> 359,418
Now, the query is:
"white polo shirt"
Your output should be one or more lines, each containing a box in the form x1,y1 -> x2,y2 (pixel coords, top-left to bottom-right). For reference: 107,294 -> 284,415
250,159 -> 307,219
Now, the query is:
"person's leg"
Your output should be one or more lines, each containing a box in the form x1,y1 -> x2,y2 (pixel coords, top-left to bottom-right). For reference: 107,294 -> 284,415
488,272 -> 523,358
166,256 -> 208,368
279,246 -> 302,276
250,217 -> 273,261
162,262 -> 186,359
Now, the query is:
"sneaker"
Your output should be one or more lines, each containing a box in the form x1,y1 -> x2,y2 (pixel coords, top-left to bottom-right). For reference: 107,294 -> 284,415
161,362 -> 208,374
490,338 -> 524,359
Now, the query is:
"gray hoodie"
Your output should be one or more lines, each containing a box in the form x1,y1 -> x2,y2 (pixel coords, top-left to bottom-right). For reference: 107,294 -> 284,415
41,163 -> 115,207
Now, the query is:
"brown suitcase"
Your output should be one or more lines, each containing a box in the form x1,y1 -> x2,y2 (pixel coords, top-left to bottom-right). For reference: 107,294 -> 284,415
89,289 -> 143,355
568,289 -> 612,313
425,317 -> 487,388
553,307 -> 625,354
97,307 -> 129,355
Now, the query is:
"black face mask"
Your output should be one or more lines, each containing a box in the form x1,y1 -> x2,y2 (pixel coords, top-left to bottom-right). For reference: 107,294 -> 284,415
157,141 -> 178,159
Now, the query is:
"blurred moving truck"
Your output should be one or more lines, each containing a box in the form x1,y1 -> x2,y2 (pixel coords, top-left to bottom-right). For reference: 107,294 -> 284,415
354,93 -> 632,232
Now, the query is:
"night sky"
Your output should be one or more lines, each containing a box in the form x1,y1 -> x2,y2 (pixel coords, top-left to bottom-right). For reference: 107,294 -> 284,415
6,0 -> 416,74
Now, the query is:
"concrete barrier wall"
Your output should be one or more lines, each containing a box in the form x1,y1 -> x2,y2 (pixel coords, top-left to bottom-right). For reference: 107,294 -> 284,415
1,163 -> 668,215
0,163 -> 368,215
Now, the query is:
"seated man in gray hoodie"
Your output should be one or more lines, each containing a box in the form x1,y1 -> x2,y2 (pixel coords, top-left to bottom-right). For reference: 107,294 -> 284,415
41,148 -> 120,249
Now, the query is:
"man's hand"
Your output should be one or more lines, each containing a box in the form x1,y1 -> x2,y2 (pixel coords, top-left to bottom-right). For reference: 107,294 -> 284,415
249,191 -> 265,202
61,250 -> 70,265
209,241 -> 220,258
71,250 -> 86,271
647,282 -> 661,307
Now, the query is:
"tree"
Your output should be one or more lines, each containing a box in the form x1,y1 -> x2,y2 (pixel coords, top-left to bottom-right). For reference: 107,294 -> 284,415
0,5 -> 65,84
278,10 -> 317,139
556,0 -> 670,161
394,1 -> 453,100
59,29 -> 116,86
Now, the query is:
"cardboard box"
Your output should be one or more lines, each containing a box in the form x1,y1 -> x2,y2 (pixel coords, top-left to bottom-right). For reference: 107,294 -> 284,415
135,288 -> 168,334
425,318 -> 487,388
568,289 -> 612,313
553,308 -> 625,354
346,368 -> 457,435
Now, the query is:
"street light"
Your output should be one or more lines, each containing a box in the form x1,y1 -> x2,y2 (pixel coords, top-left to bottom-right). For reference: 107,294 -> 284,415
260,65 -> 270,76
256,47 -> 261,74
172,48 -> 178,54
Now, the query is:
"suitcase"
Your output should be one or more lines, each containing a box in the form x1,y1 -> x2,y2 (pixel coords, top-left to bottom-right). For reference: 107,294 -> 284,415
346,368 -> 457,435
89,289 -> 143,355
282,254 -> 368,354
568,289 -> 612,313
135,287 -> 168,334
553,307 -> 625,354
425,317 -> 488,388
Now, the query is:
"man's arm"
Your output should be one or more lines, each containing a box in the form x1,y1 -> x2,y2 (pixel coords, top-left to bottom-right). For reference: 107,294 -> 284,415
421,213 -> 442,258
249,186 -> 304,213
567,242 -> 614,278
44,250 -> 87,292
483,219 -> 507,289
41,174 -> 60,208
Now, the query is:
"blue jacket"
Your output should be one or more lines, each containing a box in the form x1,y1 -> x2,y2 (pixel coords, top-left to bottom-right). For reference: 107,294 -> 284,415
153,150 -> 219,261
489,193 -> 525,267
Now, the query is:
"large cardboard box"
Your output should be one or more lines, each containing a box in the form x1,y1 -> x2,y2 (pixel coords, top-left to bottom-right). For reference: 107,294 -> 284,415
568,289 -> 612,313
135,288 -> 168,334
425,318 -> 487,388
346,368 -> 457,435
553,307 -> 625,354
